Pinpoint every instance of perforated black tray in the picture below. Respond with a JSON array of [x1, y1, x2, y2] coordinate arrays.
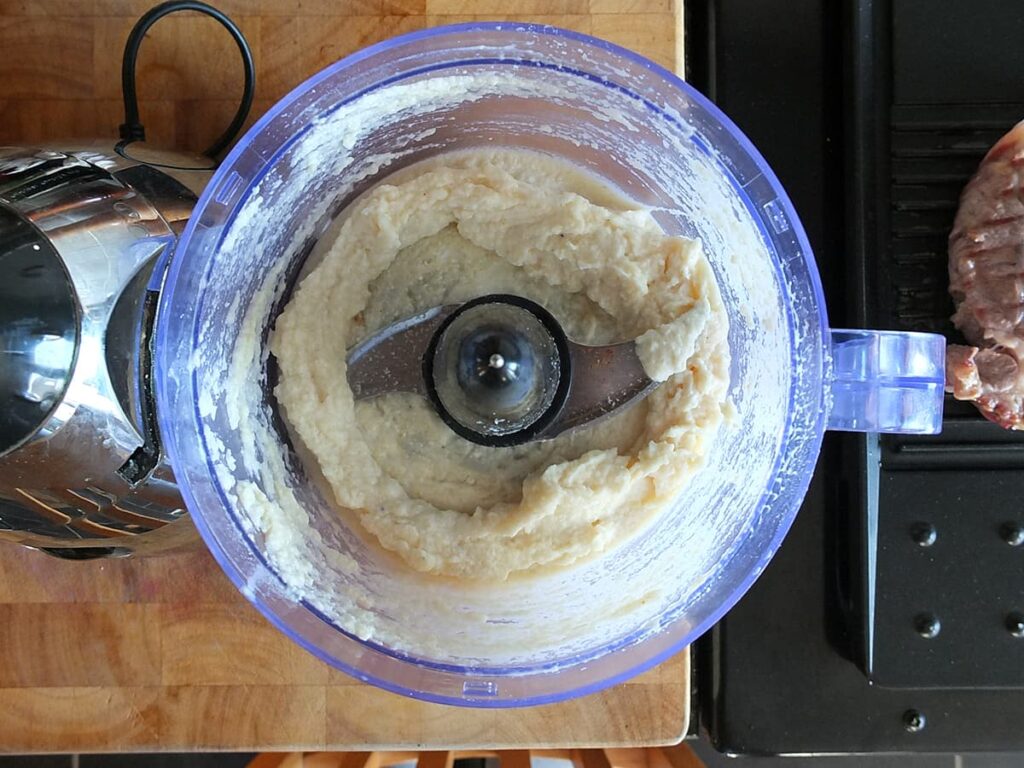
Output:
[[691, 0, 1024, 754]]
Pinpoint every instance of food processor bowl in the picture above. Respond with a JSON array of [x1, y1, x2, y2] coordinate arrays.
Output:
[[156, 24, 945, 706]]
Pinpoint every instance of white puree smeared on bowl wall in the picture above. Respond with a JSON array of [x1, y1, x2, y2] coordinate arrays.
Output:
[[272, 147, 729, 580], [193, 69, 788, 663]]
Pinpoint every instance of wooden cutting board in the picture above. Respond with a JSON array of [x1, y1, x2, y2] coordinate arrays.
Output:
[[0, 0, 688, 753]]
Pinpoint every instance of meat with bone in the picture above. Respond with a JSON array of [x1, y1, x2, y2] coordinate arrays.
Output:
[[947, 120, 1024, 429]]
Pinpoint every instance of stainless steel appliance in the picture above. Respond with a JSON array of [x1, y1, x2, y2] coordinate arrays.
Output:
[[0, 145, 211, 558], [0, 0, 253, 558]]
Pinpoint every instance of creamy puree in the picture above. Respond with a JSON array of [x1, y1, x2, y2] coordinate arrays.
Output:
[[271, 148, 730, 580]]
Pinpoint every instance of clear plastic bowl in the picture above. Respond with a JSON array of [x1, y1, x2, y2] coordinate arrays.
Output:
[[156, 24, 945, 707]]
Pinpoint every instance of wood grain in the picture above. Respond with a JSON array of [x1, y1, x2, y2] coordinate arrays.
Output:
[[0, 0, 684, 150], [0, 604, 161, 687], [0, 0, 688, 753], [0, 15, 94, 99], [161, 685, 327, 750], [160, 603, 331, 686], [0, 687, 163, 752], [591, 12, 677, 71], [0, 543, 691, 751]]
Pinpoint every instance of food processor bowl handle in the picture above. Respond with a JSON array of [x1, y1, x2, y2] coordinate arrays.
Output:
[[827, 329, 946, 434]]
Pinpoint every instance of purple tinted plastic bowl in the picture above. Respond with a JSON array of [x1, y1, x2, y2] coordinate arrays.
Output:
[[155, 24, 944, 707]]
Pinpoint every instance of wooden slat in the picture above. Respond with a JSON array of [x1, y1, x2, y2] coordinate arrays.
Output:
[[590, 0, 673, 12], [0, 604, 161, 687], [244, 755, 295, 768], [591, 12, 677, 71], [660, 745, 706, 768], [160, 685, 327, 750], [159, 603, 331, 686], [334, 752, 379, 768], [323, 675, 689, 749], [0, 687, 163, 752], [245, 747, 705, 768], [580, 750, 614, 768], [0, 15, 94, 98], [0, 0, 688, 753], [503, 750, 534, 768], [423, 14, 593, 33], [426, 0, 589, 13], [417, 752, 455, 768]]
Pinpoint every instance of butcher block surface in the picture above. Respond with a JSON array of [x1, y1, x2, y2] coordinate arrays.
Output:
[[0, 0, 688, 753]]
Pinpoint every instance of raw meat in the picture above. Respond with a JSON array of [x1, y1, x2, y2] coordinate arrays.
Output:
[[947, 120, 1024, 429]]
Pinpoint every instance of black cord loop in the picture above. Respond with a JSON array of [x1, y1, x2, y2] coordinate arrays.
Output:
[[118, 0, 255, 160]]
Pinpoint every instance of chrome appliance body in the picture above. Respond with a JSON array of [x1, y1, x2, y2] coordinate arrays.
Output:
[[0, 144, 211, 557]]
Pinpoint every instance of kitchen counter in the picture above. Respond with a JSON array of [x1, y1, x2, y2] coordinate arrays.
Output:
[[0, 0, 690, 753], [0, 544, 688, 751]]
